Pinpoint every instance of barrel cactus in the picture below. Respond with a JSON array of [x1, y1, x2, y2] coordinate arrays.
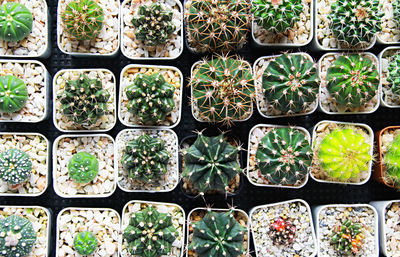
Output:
[[383, 134, 400, 188], [387, 54, 400, 96], [330, 219, 363, 256], [269, 217, 297, 246], [0, 75, 28, 113], [73, 231, 98, 255], [0, 2, 33, 42], [0, 149, 32, 185], [68, 152, 99, 184]]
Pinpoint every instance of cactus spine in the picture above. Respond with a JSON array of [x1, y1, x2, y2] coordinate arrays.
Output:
[[387, 54, 400, 96], [0, 149, 32, 185], [0, 2, 33, 42], [68, 152, 99, 184], [383, 134, 400, 188], [269, 217, 297, 246], [73, 231, 98, 255], [0, 75, 28, 113], [330, 220, 363, 256]]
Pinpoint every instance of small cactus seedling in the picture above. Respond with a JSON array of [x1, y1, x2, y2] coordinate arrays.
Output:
[[122, 134, 169, 183], [123, 205, 178, 257], [393, 0, 400, 29], [268, 217, 297, 246], [68, 152, 99, 184], [387, 54, 400, 96], [383, 134, 400, 188], [0, 75, 28, 113], [0, 215, 37, 257], [0, 149, 32, 185], [73, 231, 98, 255], [0, 2, 33, 42], [330, 219, 363, 256], [61, 0, 104, 41]]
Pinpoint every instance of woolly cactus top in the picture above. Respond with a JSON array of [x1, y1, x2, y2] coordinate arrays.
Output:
[[0, 148, 32, 186], [0, 2, 33, 42]]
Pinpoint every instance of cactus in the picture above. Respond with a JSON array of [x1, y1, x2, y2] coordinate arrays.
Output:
[[0, 215, 37, 257], [255, 127, 312, 185], [57, 73, 110, 126], [125, 72, 175, 124], [189, 210, 247, 257], [0, 149, 32, 186], [73, 231, 98, 255], [131, 3, 175, 46], [326, 54, 379, 108], [123, 205, 178, 257], [262, 54, 319, 115], [185, 0, 251, 53], [268, 217, 297, 246], [317, 128, 372, 182], [190, 55, 255, 126], [68, 152, 99, 184], [387, 54, 400, 96], [393, 0, 400, 30], [330, 219, 363, 256], [0, 2, 33, 42], [122, 134, 169, 183], [0, 75, 28, 113], [383, 134, 400, 187]]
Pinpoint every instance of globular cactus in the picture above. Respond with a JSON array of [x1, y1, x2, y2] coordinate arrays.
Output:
[[185, 0, 251, 53], [131, 3, 175, 46], [393, 1, 400, 29], [73, 231, 98, 255], [386, 54, 400, 96], [125, 72, 175, 124], [0, 149, 32, 186], [255, 127, 312, 185], [262, 54, 319, 115], [0, 2, 33, 42], [122, 134, 169, 183], [0, 215, 37, 257], [330, 219, 363, 256], [383, 134, 400, 188], [123, 205, 178, 257], [268, 217, 297, 246], [190, 55, 255, 126], [326, 54, 379, 108], [57, 74, 110, 126], [0, 75, 28, 113], [68, 152, 99, 184], [189, 210, 247, 257], [61, 0, 104, 41]]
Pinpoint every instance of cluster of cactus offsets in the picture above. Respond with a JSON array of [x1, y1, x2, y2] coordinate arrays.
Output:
[[262, 54, 319, 115], [122, 134, 169, 183], [61, 0, 104, 41], [326, 54, 379, 108], [268, 217, 297, 246], [387, 54, 400, 96], [131, 3, 176, 46], [0, 215, 37, 257], [0, 149, 32, 186], [0, 2, 33, 42], [255, 127, 312, 185], [190, 55, 255, 126], [126, 72, 175, 124], [73, 231, 98, 255], [123, 205, 178, 257], [185, 0, 251, 53], [317, 128, 371, 182], [330, 220, 363, 256], [383, 134, 400, 187], [0, 75, 28, 113], [57, 74, 110, 126], [68, 152, 99, 184]]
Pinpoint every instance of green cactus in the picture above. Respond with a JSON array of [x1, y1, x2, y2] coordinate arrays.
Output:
[[61, 0, 104, 41], [0, 2, 33, 42], [73, 231, 98, 255], [0, 75, 28, 113], [57, 73, 110, 126], [393, 0, 400, 30], [330, 219, 363, 256], [0, 215, 37, 257], [326, 54, 379, 108], [189, 210, 247, 257], [255, 127, 312, 185], [122, 134, 169, 183], [383, 134, 400, 187], [185, 0, 251, 53], [68, 152, 99, 184], [123, 205, 178, 257], [125, 72, 175, 124], [262, 54, 319, 115], [0, 149, 32, 186], [387, 54, 400, 96], [317, 128, 372, 182]]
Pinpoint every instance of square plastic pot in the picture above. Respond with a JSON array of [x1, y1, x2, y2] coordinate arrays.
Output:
[[379, 46, 400, 108]]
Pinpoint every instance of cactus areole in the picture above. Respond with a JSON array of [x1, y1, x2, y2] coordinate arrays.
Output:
[[0, 2, 33, 42], [0, 148, 32, 185]]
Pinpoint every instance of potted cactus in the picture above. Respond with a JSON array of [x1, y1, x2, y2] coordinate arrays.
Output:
[[121, 0, 183, 59], [379, 47, 400, 107], [57, 0, 120, 56], [56, 207, 120, 257], [319, 53, 380, 114]]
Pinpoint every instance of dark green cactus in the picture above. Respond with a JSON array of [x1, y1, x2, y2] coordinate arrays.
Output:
[[68, 152, 99, 184], [387, 54, 400, 96], [0, 149, 32, 185], [125, 72, 175, 124], [330, 219, 363, 256], [73, 231, 98, 255], [123, 205, 178, 257], [122, 134, 169, 183], [255, 127, 312, 185], [0, 75, 28, 113], [0, 2, 33, 42], [0, 215, 37, 257], [383, 134, 400, 188]]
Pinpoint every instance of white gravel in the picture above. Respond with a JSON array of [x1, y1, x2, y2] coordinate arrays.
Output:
[[380, 48, 400, 106], [377, 0, 400, 43], [384, 201, 400, 256]]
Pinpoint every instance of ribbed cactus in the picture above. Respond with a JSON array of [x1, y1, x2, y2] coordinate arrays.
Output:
[[123, 205, 178, 257], [0, 2, 33, 42], [126, 72, 175, 124], [262, 54, 319, 115], [0, 75, 28, 113], [68, 152, 99, 184], [0, 215, 37, 257], [61, 0, 104, 41], [0, 149, 32, 186], [122, 134, 169, 183], [185, 0, 251, 53], [383, 134, 400, 188], [326, 54, 379, 108], [189, 210, 247, 257], [387, 54, 400, 96], [330, 220, 363, 256], [269, 217, 297, 246], [73, 231, 98, 255], [393, 1, 400, 29], [190, 55, 255, 126], [255, 127, 312, 185]]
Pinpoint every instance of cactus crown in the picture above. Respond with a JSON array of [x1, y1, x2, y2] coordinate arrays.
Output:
[[122, 134, 169, 183], [131, 3, 175, 46], [73, 231, 98, 255], [256, 127, 312, 186], [383, 134, 400, 188], [0, 2, 33, 42], [387, 54, 400, 96], [68, 152, 99, 184], [262, 54, 319, 115], [61, 0, 104, 41], [126, 72, 175, 124], [0, 215, 37, 257], [185, 0, 251, 53], [123, 205, 178, 257], [326, 54, 379, 108], [330, 219, 363, 256], [0, 75, 28, 113], [0, 148, 32, 186], [269, 217, 297, 246]]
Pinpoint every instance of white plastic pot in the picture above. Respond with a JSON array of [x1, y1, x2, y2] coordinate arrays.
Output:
[[379, 46, 400, 108]]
